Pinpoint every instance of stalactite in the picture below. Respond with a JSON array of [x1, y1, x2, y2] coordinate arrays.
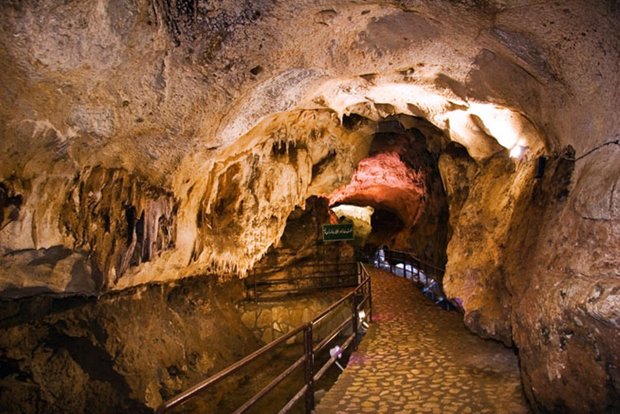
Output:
[[61, 167, 178, 290]]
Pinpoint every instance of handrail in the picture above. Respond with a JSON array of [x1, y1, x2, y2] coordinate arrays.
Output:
[[382, 248, 445, 284], [247, 261, 358, 301], [157, 262, 373, 414], [156, 324, 307, 412], [311, 288, 358, 327], [386, 249, 445, 273], [251, 261, 357, 275], [379, 248, 461, 312]]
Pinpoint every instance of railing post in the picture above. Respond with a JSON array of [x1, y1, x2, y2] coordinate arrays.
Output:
[[405, 257, 410, 279], [368, 278, 373, 323], [352, 293, 360, 349], [304, 324, 314, 414]]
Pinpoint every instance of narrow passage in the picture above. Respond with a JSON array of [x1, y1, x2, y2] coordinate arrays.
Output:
[[316, 267, 530, 414]]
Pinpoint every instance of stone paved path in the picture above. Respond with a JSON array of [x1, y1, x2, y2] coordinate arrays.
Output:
[[316, 267, 530, 414]]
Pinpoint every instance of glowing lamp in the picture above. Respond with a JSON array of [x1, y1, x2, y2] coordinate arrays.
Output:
[[509, 144, 525, 159], [329, 345, 343, 359], [330, 346, 345, 371]]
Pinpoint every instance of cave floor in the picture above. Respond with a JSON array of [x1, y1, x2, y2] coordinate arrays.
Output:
[[315, 267, 530, 414]]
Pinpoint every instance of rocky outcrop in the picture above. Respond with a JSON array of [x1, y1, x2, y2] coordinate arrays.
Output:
[[189, 110, 371, 275], [0, 276, 261, 413], [256, 196, 340, 269], [61, 166, 178, 290], [442, 152, 538, 345], [511, 146, 620, 413], [0, 167, 178, 295], [0, 182, 23, 231]]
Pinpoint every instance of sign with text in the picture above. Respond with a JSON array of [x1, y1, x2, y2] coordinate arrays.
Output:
[[322, 223, 354, 242]]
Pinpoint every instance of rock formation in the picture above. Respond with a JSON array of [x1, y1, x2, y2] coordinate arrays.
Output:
[[0, 0, 618, 412], [329, 123, 449, 265], [0, 276, 262, 412]]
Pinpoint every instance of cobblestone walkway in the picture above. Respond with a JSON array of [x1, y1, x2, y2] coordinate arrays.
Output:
[[316, 267, 530, 414]]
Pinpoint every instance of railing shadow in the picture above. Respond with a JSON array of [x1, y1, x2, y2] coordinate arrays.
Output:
[[245, 261, 358, 301]]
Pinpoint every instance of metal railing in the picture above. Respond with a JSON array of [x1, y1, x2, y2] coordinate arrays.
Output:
[[157, 263, 373, 414], [246, 261, 358, 301], [383, 249, 445, 286], [380, 248, 462, 312]]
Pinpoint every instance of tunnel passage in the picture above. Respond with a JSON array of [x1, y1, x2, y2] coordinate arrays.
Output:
[[369, 207, 404, 246], [329, 118, 450, 267]]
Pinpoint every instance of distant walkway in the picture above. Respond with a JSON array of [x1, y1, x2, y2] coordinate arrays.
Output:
[[316, 267, 530, 414]]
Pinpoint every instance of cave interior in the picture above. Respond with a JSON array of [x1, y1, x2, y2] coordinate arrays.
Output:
[[0, 1, 618, 413]]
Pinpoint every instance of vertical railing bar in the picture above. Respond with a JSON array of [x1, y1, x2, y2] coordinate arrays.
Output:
[[160, 263, 373, 414], [351, 292, 359, 349], [304, 324, 314, 414], [364, 265, 370, 318]]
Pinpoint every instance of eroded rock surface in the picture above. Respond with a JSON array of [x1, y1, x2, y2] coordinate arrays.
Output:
[[0, 276, 260, 412], [330, 124, 449, 265]]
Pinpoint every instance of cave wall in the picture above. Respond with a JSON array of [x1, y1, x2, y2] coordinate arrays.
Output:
[[442, 151, 539, 344], [256, 196, 354, 269], [0, 107, 372, 295], [512, 148, 620, 413], [0, 276, 261, 412], [0, 0, 618, 412], [395, 127, 449, 266]]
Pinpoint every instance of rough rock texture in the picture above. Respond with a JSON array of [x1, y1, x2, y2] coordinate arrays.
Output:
[[511, 147, 620, 413], [255, 196, 351, 269], [330, 146, 426, 227], [0, 0, 618, 412], [331, 204, 374, 246], [443, 152, 537, 345], [329, 125, 449, 265], [0, 276, 261, 412]]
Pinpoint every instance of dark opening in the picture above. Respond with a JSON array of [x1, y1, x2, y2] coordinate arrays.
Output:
[[369, 208, 404, 247]]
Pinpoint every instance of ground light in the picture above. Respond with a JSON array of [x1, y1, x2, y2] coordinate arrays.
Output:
[[329, 346, 345, 371], [358, 309, 369, 329]]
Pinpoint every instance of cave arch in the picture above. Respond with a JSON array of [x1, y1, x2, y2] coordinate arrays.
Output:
[[327, 117, 451, 267]]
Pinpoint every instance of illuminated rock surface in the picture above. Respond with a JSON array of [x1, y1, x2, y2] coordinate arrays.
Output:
[[0, 0, 618, 413]]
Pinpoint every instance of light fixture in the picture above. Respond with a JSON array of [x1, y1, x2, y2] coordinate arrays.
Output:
[[330, 345, 345, 371], [509, 144, 525, 159], [358, 309, 369, 329]]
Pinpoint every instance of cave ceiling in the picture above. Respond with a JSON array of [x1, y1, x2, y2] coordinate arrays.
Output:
[[0, 0, 617, 296], [2, 1, 616, 293]]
